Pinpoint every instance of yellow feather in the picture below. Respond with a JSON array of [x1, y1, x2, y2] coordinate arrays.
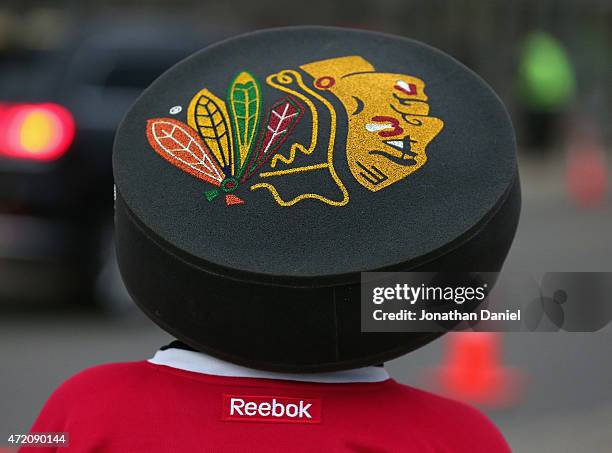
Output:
[[188, 88, 234, 175]]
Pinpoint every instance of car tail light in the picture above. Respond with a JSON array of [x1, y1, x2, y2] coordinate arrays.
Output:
[[0, 103, 75, 161]]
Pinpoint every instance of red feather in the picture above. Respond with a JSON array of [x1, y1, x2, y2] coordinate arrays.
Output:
[[146, 118, 224, 186], [241, 97, 304, 181]]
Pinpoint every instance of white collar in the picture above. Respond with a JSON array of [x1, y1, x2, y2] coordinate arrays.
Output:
[[149, 348, 390, 384]]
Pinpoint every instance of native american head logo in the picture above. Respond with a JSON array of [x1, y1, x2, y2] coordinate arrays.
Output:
[[145, 56, 444, 207]]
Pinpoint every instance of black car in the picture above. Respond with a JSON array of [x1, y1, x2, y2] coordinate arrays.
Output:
[[0, 19, 221, 307]]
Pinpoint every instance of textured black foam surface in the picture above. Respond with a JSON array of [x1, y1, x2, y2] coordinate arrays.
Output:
[[113, 26, 520, 371]]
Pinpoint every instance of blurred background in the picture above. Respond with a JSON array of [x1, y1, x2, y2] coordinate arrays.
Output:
[[0, 0, 610, 452]]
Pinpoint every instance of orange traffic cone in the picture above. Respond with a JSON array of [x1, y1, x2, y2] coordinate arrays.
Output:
[[566, 125, 607, 209], [432, 332, 523, 408]]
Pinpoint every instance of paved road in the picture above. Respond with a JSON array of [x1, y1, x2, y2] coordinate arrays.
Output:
[[1, 312, 610, 452], [1, 157, 611, 452]]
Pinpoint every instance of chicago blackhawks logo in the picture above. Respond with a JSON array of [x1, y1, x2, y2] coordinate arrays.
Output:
[[145, 56, 444, 207]]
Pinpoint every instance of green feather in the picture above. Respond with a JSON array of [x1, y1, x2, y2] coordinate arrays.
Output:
[[204, 189, 221, 202], [228, 71, 261, 178]]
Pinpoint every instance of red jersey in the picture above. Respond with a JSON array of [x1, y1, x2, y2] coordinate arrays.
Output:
[[21, 348, 510, 452]]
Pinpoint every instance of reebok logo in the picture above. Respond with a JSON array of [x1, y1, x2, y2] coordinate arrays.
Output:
[[222, 394, 321, 424]]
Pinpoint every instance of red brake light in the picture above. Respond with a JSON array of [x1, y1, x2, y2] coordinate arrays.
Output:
[[0, 103, 75, 161]]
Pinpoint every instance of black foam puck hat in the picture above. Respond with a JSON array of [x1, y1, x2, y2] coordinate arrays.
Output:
[[113, 26, 520, 372]]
